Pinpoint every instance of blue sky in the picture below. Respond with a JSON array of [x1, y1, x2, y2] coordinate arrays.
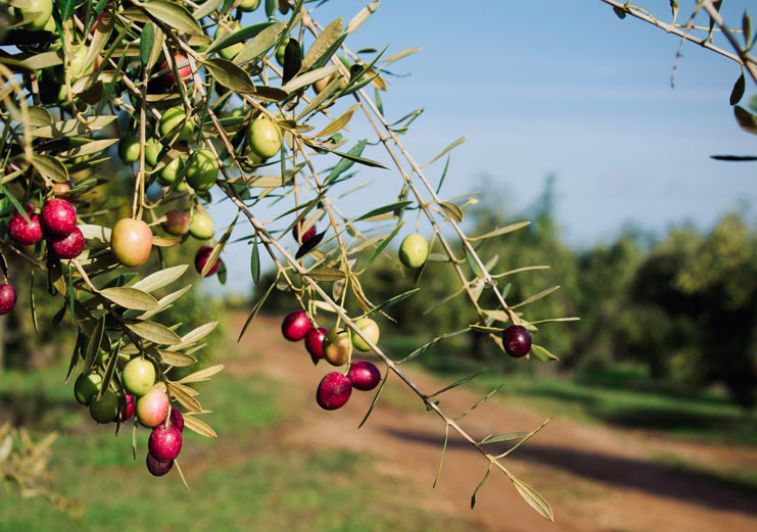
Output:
[[207, 0, 756, 292]]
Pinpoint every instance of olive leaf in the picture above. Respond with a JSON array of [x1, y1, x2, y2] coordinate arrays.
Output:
[[311, 103, 358, 139], [100, 287, 159, 311], [177, 364, 225, 384], [346, 1, 380, 34], [234, 22, 286, 64], [132, 264, 189, 292], [126, 321, 182, 345], [301, 17, 343, 70], [306, 268, 346, 281], [512, 478, 554, 521], [183, 415, 218, 438], [203, 58, 256, 93], [158, 350, 197, 367], [530, 344, 559, 362], [136, 0, 202, 35]]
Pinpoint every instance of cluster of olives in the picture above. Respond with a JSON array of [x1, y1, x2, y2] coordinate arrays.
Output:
[[281, 310, 382, 410], [118, 109, 282, 191], [115, 105, 284, 277], [270, 232, 434, 410], [1, 197, 86, 315], [75, 357, 185, 477]]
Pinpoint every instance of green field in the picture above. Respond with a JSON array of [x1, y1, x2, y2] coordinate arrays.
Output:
[[0, 361, 462, 532], [2, 329, 756, 530]]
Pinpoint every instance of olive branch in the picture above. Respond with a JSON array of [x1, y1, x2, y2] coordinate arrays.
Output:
[[0, 0, 594, 519]]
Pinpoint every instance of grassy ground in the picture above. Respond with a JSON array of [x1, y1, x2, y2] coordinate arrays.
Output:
[[383, 336, 757, 447], [0, 360, 462, 531]]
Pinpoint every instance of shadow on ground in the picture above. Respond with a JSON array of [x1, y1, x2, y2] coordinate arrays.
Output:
[[385, 427, 757, 516]]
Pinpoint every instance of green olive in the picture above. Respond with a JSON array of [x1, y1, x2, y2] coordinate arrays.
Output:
[[144, 138, 162, 167], [159, 106, 195, 143], [74, 372, 103, 406], [399, 233, 429, 269], [159, 155, 185, 185], [89, 390, 120, 424], [247, 117, 282, 159], [185, 149, 218, 192], [119, 138, 140, 164], [189, 212, 214, 240], [237, 0, 260, 12], [351, 318, 380, 352], [275, 37, 290, 67]]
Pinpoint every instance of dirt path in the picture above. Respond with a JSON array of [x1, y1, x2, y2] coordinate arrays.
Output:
[[228, 315, 757, 532]]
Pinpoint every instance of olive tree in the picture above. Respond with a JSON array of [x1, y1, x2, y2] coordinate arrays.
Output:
[[0, 0, 578, 520]]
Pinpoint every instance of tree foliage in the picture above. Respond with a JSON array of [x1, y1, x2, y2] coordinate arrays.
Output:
[[0, 0, 576, 519]]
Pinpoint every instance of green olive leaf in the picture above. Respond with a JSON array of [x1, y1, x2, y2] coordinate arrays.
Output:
[[203, 58, 256, 94], [126, 321, 182, 345], [301, 17, 343, 71], [100, 287, 159, 311], [132, 265, 189, 292], [136, 0, 202, 34]]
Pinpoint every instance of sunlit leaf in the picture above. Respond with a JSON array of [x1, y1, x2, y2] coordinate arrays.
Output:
[[312, 103, 358, 139], [512, 477, 554, 521], [183, 414, 218, 438], [178, 364, 225, 384], [424, 136, 465, 167], [100, 287, 159, 311], [302, 17, 343, 70], [469, 221, 530, 242], [306, 268, 346, 281], [530, 344, 559, 362], [234, 22, 286, 64], [159, 350, 197, 367], [126, 321, 182, 345], [132, 265, 188, 292]]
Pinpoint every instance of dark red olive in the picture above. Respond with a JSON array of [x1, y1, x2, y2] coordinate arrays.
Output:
[[502, 325, 531, 358], [146, 453, 174, 477], [194, 245, 220, 277], [40, 198, 77, 236], [170, 408, 184, 432], [49, 226, 85, 259], [160, 53, 192, 86], [8, 205, 43, 245], [347, 360, 381, 391], [281, 310, 310, 342], [304, 327, 327, 364], [148, 424, 182, 462], [121, 393, 136, 421], [316, 372, 352, 410], [0, 284, 16, 315], [293, 222, 316, 244]]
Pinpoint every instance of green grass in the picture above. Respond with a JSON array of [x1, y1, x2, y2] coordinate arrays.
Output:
[[0, 357, 464, 531], [383, 335, 757, 447]]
